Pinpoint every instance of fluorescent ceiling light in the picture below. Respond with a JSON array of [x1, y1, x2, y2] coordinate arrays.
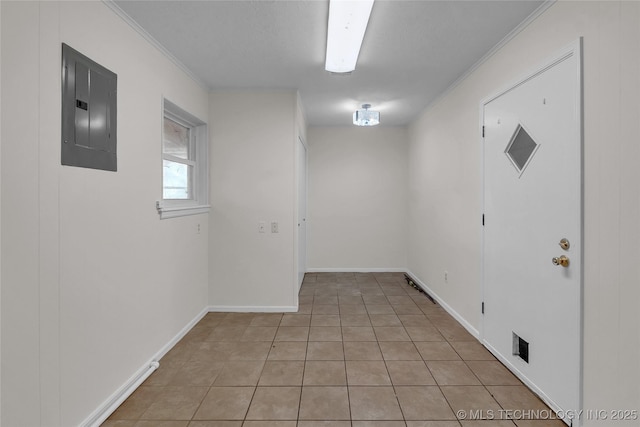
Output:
[[353, 104, 380, 126], [325, 0, 375, 73]]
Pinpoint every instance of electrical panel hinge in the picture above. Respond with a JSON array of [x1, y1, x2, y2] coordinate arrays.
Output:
[[482, 302, 485, 314]]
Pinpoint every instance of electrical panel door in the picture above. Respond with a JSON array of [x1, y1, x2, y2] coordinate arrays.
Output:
[[61, 43, 117, 171]]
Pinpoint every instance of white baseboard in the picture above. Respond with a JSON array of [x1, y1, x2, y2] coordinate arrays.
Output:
[[81, 306, 209, 427], [208, 305, 299, 313], [405, 270, 480, 339], [306, 267, 407, 273], [153, 306, 209, 360], [81, 274, 480, 427]]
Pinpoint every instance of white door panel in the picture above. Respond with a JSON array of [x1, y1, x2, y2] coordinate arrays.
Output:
[[483, 41, 582, 423]]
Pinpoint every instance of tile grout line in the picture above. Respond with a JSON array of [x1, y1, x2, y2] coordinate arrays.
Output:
[[107, 273, 552, 426]]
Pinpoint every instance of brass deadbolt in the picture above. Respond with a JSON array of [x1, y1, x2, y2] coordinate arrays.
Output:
[[559, 238, 570, 251]]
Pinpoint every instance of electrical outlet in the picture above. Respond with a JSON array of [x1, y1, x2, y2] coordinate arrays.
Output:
[[444, 271, 448, 283], [197, 223, 201, 234], [258, 221, 266, 233], [271, 222, 279, 233]]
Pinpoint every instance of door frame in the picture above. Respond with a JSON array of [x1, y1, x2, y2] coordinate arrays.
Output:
[[296, 135, 308, 291], [479, 38, 584, 423]]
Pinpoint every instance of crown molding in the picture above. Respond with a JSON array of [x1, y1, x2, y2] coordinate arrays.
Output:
[[102, 0, 209, 90], [424, 0, 556, 113]]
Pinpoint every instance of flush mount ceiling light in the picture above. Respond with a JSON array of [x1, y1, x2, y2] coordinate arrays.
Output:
[[325, 0, 375, 74], [353, 104, 380, 126]]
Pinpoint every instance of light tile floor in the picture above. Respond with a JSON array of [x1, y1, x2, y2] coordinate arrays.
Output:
[[104, 272, 565, 427]]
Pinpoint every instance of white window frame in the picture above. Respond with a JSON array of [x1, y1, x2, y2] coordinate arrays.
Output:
[[157, 98, 209, 219]]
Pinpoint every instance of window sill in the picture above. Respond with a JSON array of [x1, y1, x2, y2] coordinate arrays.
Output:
[[156, 201, 210, 220]]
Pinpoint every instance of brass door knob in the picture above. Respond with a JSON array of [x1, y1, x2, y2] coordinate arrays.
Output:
[[552, 255, 570, 267]]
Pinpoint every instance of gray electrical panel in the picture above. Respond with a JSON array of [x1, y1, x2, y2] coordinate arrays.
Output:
[[61, 43, 117, 171]]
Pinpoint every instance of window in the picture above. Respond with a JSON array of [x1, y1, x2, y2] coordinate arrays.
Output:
[[163, 116, 192, 199], [504, 123, 539, 176], [157, 99, 209, 219]]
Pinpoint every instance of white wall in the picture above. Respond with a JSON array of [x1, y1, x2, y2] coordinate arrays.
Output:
[[307, 126, 408, 271], [1, 2, 210, 426], [407, 1, 640, 421], [0, 0, 3, 422], [2, 3, 45, 425], [209, 91, 300, 310]]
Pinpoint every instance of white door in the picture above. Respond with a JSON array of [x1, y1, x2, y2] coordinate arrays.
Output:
[[482, 41, 582, 422], [297, 137, 307, 289]]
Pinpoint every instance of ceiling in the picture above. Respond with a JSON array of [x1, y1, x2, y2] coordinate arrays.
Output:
[[113, 0, 545, 127]]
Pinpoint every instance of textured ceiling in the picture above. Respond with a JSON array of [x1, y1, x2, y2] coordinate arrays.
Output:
[[113, 0, 545, 126]]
